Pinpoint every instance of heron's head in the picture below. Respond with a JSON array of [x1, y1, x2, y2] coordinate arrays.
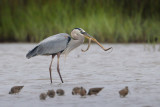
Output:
[[71, 28, 95, 41], [71, 28, 86, 41]]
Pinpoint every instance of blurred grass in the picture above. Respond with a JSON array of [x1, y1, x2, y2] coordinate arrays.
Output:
[[0, 0, 160, 43]]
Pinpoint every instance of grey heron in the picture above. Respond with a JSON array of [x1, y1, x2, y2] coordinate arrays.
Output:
[[26, 28, 112, 83]]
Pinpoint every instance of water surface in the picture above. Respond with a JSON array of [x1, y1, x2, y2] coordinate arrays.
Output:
[[0, 44, 160, 107]]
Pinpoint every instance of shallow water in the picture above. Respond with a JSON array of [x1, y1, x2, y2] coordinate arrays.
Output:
[[0, 43, 160, 107]]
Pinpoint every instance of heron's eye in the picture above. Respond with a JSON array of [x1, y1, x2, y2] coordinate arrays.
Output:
[[81, 31, 85, 34]]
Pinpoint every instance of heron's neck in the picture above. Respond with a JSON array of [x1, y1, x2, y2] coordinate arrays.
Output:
[[75, 36, 84, 44], [62, 39, 84, 56], [72, 35, 84, 43]]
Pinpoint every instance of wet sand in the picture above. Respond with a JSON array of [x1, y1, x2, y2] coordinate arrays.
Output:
[[0, 43, 160, 107]]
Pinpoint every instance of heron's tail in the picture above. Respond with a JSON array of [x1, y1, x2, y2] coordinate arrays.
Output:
[[26, 46, 38, 59]]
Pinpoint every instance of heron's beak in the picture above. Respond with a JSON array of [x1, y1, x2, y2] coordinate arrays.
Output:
[[83, 32, 112, 51]]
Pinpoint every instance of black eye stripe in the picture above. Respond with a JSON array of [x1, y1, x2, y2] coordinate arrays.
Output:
[[74, 28, 81, 31], [74, 28, 83, 33], [81, 31, 85, 34], [73, 28, 85, 34]]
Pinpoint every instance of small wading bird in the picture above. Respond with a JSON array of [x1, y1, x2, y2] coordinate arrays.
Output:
[[88, 87, 104, 95], [119, 86, 129, 98], [56, 89, 65, 96], [39, 93, 47, 100], [26, 28, 112, 83], [47, 90, 55, 98], [72, 87, 86, 96], [9, 86, 24, 94]]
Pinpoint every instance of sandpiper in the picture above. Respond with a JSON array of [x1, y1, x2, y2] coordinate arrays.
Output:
[[88, 87, 103, 95], [9, 86, 24, 94], [80, 87, 87, 97], [72, 87, 81, 95], [40, 93, 47, 100], [47, 90, 55, 98], [56, 89, 65, 96], [119, 86, 129, 98]]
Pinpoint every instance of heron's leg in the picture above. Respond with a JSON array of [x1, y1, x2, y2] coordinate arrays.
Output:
[[57, 52, 64, 83], [49, 55, 55, 83]]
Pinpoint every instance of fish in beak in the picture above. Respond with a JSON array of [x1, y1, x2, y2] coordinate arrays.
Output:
[[82, 32, 112, 52]]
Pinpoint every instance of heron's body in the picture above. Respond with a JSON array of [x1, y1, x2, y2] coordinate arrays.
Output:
[[26, 33, 71, 58], [26, 28, 112, 83]]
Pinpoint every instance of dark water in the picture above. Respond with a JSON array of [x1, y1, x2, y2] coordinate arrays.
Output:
[[0, 43, 160, 107]]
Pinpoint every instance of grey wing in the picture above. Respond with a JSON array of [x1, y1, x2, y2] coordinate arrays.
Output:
[[26, 33, 70, 58], [37, 33, 70, 55]]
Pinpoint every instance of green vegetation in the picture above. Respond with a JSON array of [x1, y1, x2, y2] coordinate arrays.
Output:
[[0, 0, 160, 43]]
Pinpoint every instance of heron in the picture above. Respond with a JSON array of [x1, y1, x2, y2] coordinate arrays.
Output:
[[26, 28, 112, 83]]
